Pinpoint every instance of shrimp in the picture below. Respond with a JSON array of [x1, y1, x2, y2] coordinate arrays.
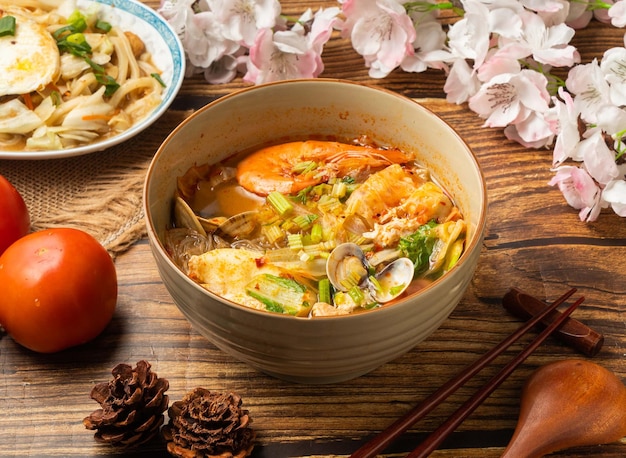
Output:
[[344, 163, 426, 223], [347, 165, 459, 247], [236, 140, 415, 196]]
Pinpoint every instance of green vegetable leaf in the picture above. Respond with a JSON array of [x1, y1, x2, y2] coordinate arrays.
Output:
[[0, 16, 16, 37], [398, 220, 438, 275], [245, 274, 313, 316]]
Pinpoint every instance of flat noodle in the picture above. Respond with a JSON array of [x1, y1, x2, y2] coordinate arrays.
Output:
[[110, 35, 131, 84], [109, 77, 160, 108], [69, 73, 98, 98], [112, 28, 141, 80]]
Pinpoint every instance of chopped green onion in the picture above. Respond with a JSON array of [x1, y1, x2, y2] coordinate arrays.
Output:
[[317, 195, 342, 213], [318, 278, 332, 304], [310, 183, 332, 196], [287, 233, 303, 250], [302, 240, 335, 254], [56, 31, 92, 57], [292, 213, 318, 230], [67, 32, 87, 46], [267, 191, 293, 216], [331, 181, 348, 198], [348, 285, 365, 305], [280, 219, 299, 233], [85, 57, 119, 96], [389, 284, 407, 296], [95, 19, 112, 33], [261, 224, 284, 244], [340, 270, 363, 290], [0, 16, 16, 37], [310, 222, 323, 243], [363, 301, 380, 310], [151, 72, 167, 88], [68, 10, 87, 32], [291, 160, 317, 174]]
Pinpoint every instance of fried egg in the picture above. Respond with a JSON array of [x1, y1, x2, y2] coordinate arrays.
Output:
[[0, 12, 60, 96]]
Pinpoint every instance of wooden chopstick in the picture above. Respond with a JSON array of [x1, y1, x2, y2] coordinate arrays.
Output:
[[349, 288, 579, 458], [407, 295, 584, 458]]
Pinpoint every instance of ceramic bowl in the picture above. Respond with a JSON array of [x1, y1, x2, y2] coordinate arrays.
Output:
[[144, 79, 487, 384]]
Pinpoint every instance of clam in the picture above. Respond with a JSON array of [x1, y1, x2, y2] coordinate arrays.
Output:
[[214, 211, 258, 239], [174, 196, 258, 239], [326, 243, 414, 303], [174, 196, 207, 236]]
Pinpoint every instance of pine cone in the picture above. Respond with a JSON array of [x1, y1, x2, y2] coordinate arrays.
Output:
[[162, 388, 255, 458], [83, 360, 169, 447]]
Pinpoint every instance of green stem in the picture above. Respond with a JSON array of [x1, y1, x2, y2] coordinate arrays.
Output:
[[404, 1, 464, 17]]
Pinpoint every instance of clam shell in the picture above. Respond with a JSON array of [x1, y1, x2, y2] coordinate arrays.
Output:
[[174, 196, 207, 237], [326, 243, 368, 292], [369, 257, 414, 303], [214, 211, 258, 239]]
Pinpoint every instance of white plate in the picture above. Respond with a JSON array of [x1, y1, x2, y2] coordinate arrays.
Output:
[[0, 0, 185, 160]]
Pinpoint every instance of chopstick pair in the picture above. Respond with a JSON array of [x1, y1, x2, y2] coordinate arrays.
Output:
[[350, 288, 584, 458]]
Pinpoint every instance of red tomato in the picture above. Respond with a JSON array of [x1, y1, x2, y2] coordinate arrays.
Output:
[[0, 228, 117, 353], [0, 175, 30, 255]]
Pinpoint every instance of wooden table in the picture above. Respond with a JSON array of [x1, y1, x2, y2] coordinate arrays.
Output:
[[1, 2, 626, 457]]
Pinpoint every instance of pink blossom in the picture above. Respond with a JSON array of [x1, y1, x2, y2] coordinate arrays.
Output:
[[513, 10, 580, 67], [548, 166, 605, 221], [341, 0, 416, 78], [550, 88, 581, 166], [609, 0, 626, 27], [594, 0, 614, 24], [468, 69, 551, 128], [600, 47, 626, 106], [446, 1, 491, 68], [503, 111, 554, 148], [308, 7, 343, 55], [477, 44, 525, 83], [595, 105, 626, 135], [602, 177, 626, 216], [212, 0, 281, 47], [186, 12, 242, 69], [578, 131, 620, 185], [401, 19, 448, 73], [244, 23, 319, 84], [565, 0, 593, 30], [566, 59, 612, 124], [443, 59, 481, 104]]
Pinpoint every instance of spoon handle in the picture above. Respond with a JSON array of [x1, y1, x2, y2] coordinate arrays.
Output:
[[503, 288, 604, 356]]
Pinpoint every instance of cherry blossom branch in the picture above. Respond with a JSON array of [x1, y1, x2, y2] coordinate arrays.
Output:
[[158, 0, 626, 221]]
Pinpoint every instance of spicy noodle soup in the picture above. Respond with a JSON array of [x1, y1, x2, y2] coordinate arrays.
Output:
[[164, 139, 466, 317]]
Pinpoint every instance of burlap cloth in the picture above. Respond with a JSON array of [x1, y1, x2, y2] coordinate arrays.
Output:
[[0, 108, 190, 258]]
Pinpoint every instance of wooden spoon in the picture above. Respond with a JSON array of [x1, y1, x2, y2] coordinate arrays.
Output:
[[501, 359, 626, 458]]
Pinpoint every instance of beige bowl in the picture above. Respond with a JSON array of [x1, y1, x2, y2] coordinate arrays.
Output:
[[144, 79, 487, 384]]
